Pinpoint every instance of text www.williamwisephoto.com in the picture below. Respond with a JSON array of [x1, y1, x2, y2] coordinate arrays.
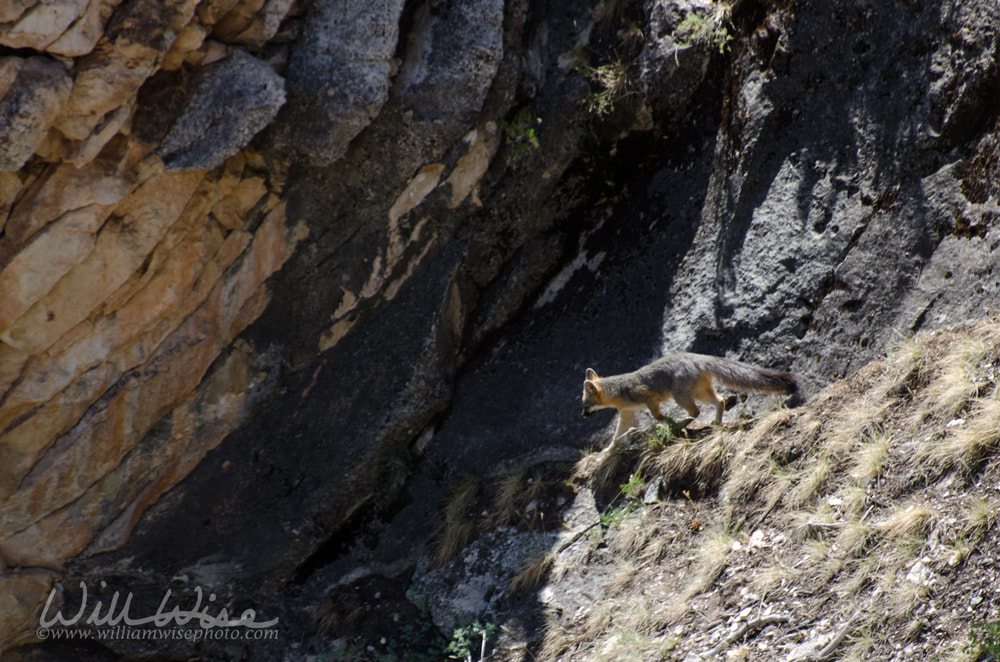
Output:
[[37, 580, 280, 644]]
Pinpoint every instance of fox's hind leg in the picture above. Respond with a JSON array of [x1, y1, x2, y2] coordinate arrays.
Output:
[[694, 376, 725, 425], [672, 392, 700, 427]]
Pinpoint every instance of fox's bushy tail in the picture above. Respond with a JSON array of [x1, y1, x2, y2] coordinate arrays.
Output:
[[703, 356, 800, 394]]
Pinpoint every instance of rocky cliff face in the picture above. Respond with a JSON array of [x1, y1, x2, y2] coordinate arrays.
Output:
[[1, 0, 998, 658]]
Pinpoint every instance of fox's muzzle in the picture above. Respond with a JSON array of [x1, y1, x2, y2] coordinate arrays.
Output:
[[581, 407, 595, 418]]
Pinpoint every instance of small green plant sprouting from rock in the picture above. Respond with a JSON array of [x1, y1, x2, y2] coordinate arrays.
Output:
[[675, 3, 733, 54], [502, 109, 541, 162], [647, 420, 684, 451], [447, 620, 496, 662], [601, 501, 639, 530], [966, 619, 1000, 659], [580, 59, 633, 117], [620, 471, 644, 499]]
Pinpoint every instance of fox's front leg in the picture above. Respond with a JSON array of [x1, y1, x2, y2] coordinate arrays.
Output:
[[613, 409, 636, 442]]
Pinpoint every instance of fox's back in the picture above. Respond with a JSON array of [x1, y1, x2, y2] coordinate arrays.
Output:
[[599, 353, 704, 399], [634, 353, 706, 390]]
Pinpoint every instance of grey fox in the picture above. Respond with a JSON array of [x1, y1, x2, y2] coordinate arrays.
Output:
[[581, 352, 799, 443]]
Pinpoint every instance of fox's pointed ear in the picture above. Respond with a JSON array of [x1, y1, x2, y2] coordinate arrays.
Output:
[[584, 380, 600, 395], [585, 368, 599, 380]]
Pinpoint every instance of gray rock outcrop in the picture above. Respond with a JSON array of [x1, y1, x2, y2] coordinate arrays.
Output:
[[0, 57, 71, 171], [158, 50, 286, 171]]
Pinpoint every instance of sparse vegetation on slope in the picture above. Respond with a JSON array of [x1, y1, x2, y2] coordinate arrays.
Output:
[[543, 318, 1000, 661]]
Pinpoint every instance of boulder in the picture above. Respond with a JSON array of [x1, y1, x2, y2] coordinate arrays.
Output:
[[158, 50, 286, 171], [273, 0, 405, 165], [0, 57, 72, 171]]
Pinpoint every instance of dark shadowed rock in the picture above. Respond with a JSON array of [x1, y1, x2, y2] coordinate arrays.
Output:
[[638, 0, 714, 123], [271, 0, 405, 165], [158, 50, 285, 171], [393, 0, 504, 120]]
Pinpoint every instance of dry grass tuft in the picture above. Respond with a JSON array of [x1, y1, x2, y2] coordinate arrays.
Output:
[[884, 569, 932, 621], [821, 401, 877, 459], [433, 478, 480, 567], [507, 552, 555, 597], [490, 470, 526, 528], [803, 536, 830, 564], [921, 336, 990, 421], [850, 429, 892, 486], [787, 456, 832, 509], [316, 586, 364, 637], [879, 333, 932, 398], [842, 626, 875, 662], [576, 593, 676, 662], [640, 428, 736, 493], [684, 524, 736, 597], [875, 503, 936, 543], [720, 450, 771, 507], [573, 443, 629, 491], [835, 520, 875, 558], [962, 494, 997, 540], [609, 505, 660, 559], [839, 484, 869, 518], [838, 556, 879, 598], [489, 467, 562, 529], [915, 393, 1000, 476], [538, 614, 573, 661], [742, 407, 796, 447], [754, 555, 795, 592]]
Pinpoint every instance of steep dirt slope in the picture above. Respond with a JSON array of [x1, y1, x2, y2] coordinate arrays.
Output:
[[533, 318, 1000, 662]]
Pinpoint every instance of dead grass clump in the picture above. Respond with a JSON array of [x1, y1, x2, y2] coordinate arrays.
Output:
[[837, 556, 880, 598], [555, 587, 676, 662], [754, 556, 795, 593], [835, 520, 876, 558], [609, 505, 662, 559], [883, 567, 932, 622], [842, 626, 876, 662], [879, 333, 933, 398], [433, 478, 481, 567], [921, 336, 991, 422], [875, 503, 936, 543], [850, 429, 892, 486], [742, 407, 796, 447], [721, 449, 772, 514], [684, 524, 736, 597], [787, 456, 832, 509], [317, 586, 364, 637], [490, 470, 526, 528], [538, 613, 574, 661], [640, 427, 736, 494], [489, 467, 567, 529], [573, 443, 631, 492], [839, 484, 869, 519], [962, 495, 997, 541], [915, 394, 1000, 476], [587, 596, 675, 661], [507, 552, 555, 597], [820, 398, 887, 461]]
